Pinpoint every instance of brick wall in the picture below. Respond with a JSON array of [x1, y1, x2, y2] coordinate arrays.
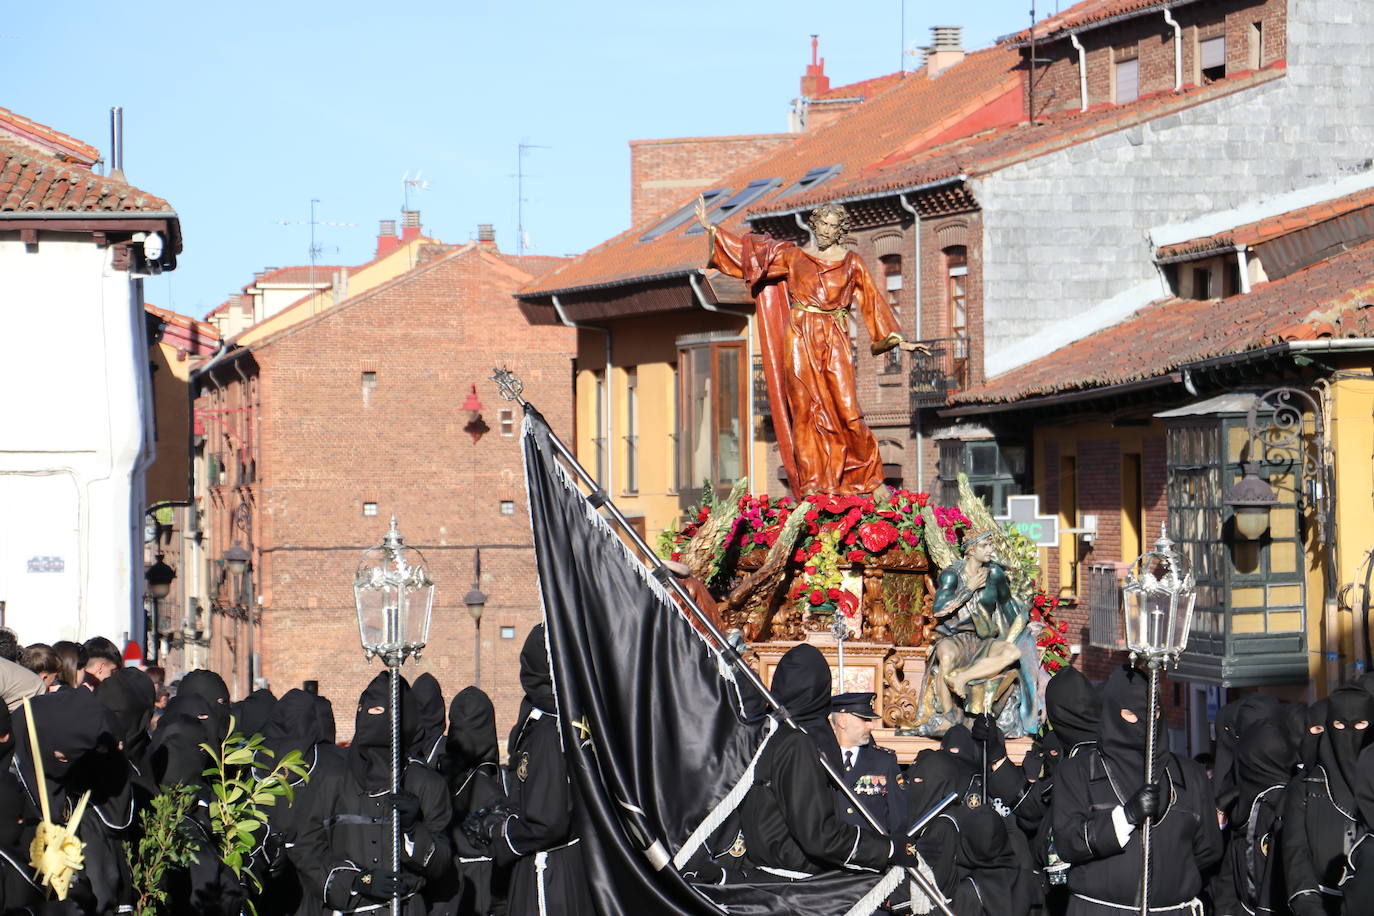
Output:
[[202, 246, 574, 745], [630, 134, 796, 227]]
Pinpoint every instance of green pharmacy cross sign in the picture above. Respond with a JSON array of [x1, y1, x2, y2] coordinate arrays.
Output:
[[995, 495, 1060, 548]]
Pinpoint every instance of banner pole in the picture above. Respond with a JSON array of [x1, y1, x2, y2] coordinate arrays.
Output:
[[496, 370, 954, 916]]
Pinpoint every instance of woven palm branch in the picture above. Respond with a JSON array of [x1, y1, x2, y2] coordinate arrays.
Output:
[[681, 478, 749, 585], [920, 505, 958, 572], [957, 473, 1036, 603]]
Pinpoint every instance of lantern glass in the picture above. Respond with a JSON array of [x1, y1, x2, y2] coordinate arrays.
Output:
[[1122, 526, 1197, 660], [353, 518, 435, 664], [1233, 506, 1271, 540]]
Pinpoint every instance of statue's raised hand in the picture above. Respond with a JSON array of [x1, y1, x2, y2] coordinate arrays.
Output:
[[898, 338, 931, 355], [694, 195, 710, 230]]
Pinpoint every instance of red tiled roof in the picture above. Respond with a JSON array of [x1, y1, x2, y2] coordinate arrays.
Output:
[[1001, 0, 1198, 45], [519, 46, 1024, 297], [0, 107, 101, 164], [954, 239, 1374, 405], [815, 71, 906, 101], [769, 63, 1283, 215], [251, 265, 346, 285], [1156, 184, 1374, 261], [147, 302, 221, 349], [0, 139, 172, 213]]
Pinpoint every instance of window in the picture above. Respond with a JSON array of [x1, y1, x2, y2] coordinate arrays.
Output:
[[1248, 22, 1263, 70], [1192, 267, 1213, 299], [881, 255, 904, 374], [935, 439, 1026, 516], [499, 500, 515, 515], [363, 502, 378, 516], [500, 625, 516, 639], [593, 371, 607, 486], [1200, 36, 1226, 82], [624, 367, 639, 493], [640, 188, 729, 242], [944, 247, 970, 389], [684, 179, 780, 234], [1115, 57, 1140, 104], [361, 371, 378, 388], [677, 336, 747, 500], [780, 164, 842, 198], [499, 408, 514, 436]]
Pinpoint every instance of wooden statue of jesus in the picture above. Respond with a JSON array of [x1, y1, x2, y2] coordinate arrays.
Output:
[[697, 198, 927, 497]]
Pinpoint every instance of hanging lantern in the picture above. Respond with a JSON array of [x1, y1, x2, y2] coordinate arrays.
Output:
[[1223, 461, 1278, 540], [353, 517, 436, 667], [1121, 524, 1197, 663]]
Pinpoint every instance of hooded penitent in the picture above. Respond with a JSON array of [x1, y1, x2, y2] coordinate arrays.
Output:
[[445, 687, 497, 773], [940, 724, 980, 765], [177, 670, 231, 742], [1233, 721, 1296, 826], [261, 689, 323, 768], [1317, 686, 1374, 811], [954, 805, 1034, 915], [906, 748, 977, 817], [12, 688, 112, 806], [1355, 744, 1374, 832], [314, 695, 337, 745], [769, 643, 842, 770], [1300, 698, 1330, 771], [411, 672, 446, 764], [1096, 665, 1158, 781], [350, 670, 419, 791], [230, 688, 277, 739], [1213, 694, 1281, 802], [1044, 667, 1101, 751], [519, 624, 555, 712], [149, 694, 218, 787], [96, 667, 156, 760]]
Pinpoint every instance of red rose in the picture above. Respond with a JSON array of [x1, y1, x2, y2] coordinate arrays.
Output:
[[697, 508, 709, 522], [847, 549, 866, 562], [805, 509, 819, 523], [858, 520, 899, 553], [671, 552, 681, 562], [902, 530, 918, 545], [1033, 595, 1046, 608], [915, 492, 930, 507], [844, 533, 858, 546], [804, 565, 817, 576], [837, 590, 860, 615], [793, 549, 806, 563], [827, 588, 842, 600], [808, 589, 826, 606], [807, 523, 819, 535]]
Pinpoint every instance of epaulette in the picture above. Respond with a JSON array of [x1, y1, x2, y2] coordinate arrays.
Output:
[[875, 745, 896, 756]]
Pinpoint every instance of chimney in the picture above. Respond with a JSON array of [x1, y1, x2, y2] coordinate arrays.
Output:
[[924, 26, 965, 78], [401, 210, 422, 242], [376, 219, 399, 258], [108, 106, 125, 181], [800, 34, 830, 98], [477, 224, 496, 244]]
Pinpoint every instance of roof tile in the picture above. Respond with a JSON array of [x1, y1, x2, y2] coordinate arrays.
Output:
[[0, 139, 172, 213]]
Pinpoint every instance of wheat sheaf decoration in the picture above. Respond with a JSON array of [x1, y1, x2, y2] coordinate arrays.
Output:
[[21, 696, 91, 901]]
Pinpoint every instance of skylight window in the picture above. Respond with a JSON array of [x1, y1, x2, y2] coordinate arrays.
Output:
[[684, 178, 781, 234], [640, 188, 730, 242], [779, 164, 842, 198]]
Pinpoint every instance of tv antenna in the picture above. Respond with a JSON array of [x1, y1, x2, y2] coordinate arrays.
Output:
[[402, 171, 430, 212], [276, 198, 356, 290], [514, 141, 549, 256]]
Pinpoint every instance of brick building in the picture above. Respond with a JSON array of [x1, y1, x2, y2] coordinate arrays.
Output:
[[193, 237, 572, 741]]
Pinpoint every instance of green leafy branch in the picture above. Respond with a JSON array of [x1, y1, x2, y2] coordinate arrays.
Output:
[[200, 717, 309, 912], [126, 784, 200, 915]]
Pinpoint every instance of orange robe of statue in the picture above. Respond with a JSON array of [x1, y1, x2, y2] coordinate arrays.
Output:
[[709, 225, 901, 497]]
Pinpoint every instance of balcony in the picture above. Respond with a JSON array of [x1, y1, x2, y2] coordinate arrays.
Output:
[[909, 337, 969, 408]]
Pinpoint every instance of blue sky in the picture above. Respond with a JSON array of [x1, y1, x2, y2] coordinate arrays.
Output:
[[4, 0, 1050, 318]]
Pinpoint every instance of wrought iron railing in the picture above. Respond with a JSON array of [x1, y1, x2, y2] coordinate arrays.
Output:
[[909, 337, 969, 407], [1086, 563, 1127, 650]]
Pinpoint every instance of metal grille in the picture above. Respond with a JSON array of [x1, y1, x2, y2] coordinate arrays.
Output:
[[1087, 564, 1126, 650], [909, 337, 969, 407]]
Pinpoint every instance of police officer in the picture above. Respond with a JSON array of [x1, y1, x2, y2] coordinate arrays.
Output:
[[831, 692, 908, 834]]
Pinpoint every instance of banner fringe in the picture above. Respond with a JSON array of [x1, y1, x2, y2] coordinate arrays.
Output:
[[671, 716, 778, 870]]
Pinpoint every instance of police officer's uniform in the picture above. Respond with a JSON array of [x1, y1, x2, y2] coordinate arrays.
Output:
[[832, 692, 908, 835]]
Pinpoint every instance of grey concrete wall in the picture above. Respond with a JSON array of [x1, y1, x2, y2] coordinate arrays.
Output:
[[978, 0, 1374, 373]]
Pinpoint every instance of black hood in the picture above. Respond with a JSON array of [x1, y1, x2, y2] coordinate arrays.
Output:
[[1097, 665, 1156, 779], [262, 689, 323, 765], [1035, 731, 1066, 778], [940, 724, 980, 766], [150, 694, 217, 787], [411, 672, 446, 763], [519, 625, 556, 712], [178, 670, 231, 742], [1233, 721, 1295, 825], [1044, 667, 1100, 750], [14, 689, 114, 804], [1300, 698, 1329, 771], [445, 685, 498, 772], [1213, 693, 1281, 801], [954, 806, 1031, 913], [230, 688, 277, 739], [314, 694, 337, 745], [97, 667, 156, 759], [1356, 744, 1374, 829], [1318, 687, 1374, 809], [771, 643, 842, 770], [350, 670, 418, 789], [906, 748, 976, 817]]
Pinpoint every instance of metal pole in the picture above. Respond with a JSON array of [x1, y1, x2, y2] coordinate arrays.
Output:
[[1140, 659, 1160, 916], [474, 618, 482, 688], [389, 664, 402, 916], [497, 374, 954, 916]]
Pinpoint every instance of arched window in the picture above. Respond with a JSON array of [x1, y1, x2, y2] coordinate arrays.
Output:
[[944, 246, 969, 387]]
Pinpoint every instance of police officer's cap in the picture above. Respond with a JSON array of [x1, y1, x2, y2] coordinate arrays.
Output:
[[831, 692, 880, 720]]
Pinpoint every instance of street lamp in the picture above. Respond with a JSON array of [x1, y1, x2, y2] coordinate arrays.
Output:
[[464, 548, 487, 687], [1121, 525, 1196, 916], [145, 554, 176, 663], [1223, 461, 1278, 541], [353, 516, 434, 916], [223, 542, 250, 576]]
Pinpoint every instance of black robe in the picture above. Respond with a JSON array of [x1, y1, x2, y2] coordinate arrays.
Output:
[[1216, 721, 1294, 916], [409, 673, 446, 769], [1341, 743, 1374, 916], [433, 685, 507, 916], [1282, 688, 1374, 916], [1051, 666, 1222, 914]]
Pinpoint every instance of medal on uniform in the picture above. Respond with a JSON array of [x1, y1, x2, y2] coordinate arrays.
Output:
[[517, 751, 530, 782]]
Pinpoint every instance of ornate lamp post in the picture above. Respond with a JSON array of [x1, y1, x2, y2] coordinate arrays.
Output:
[[353, 517, 435, 916], [463, 548, 487, 688], [1121, 525, 1196, 916], [144, 554, 176, 663]]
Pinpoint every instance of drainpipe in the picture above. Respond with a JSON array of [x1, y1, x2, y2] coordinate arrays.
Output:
[[1163, 8, 1183, 90], [552, 294, 613, 492], [690, 270, 755, 486], [898, 192, 926, 491], [1070, 33, 1089, 111], [1235, 245, 1252, 294]]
